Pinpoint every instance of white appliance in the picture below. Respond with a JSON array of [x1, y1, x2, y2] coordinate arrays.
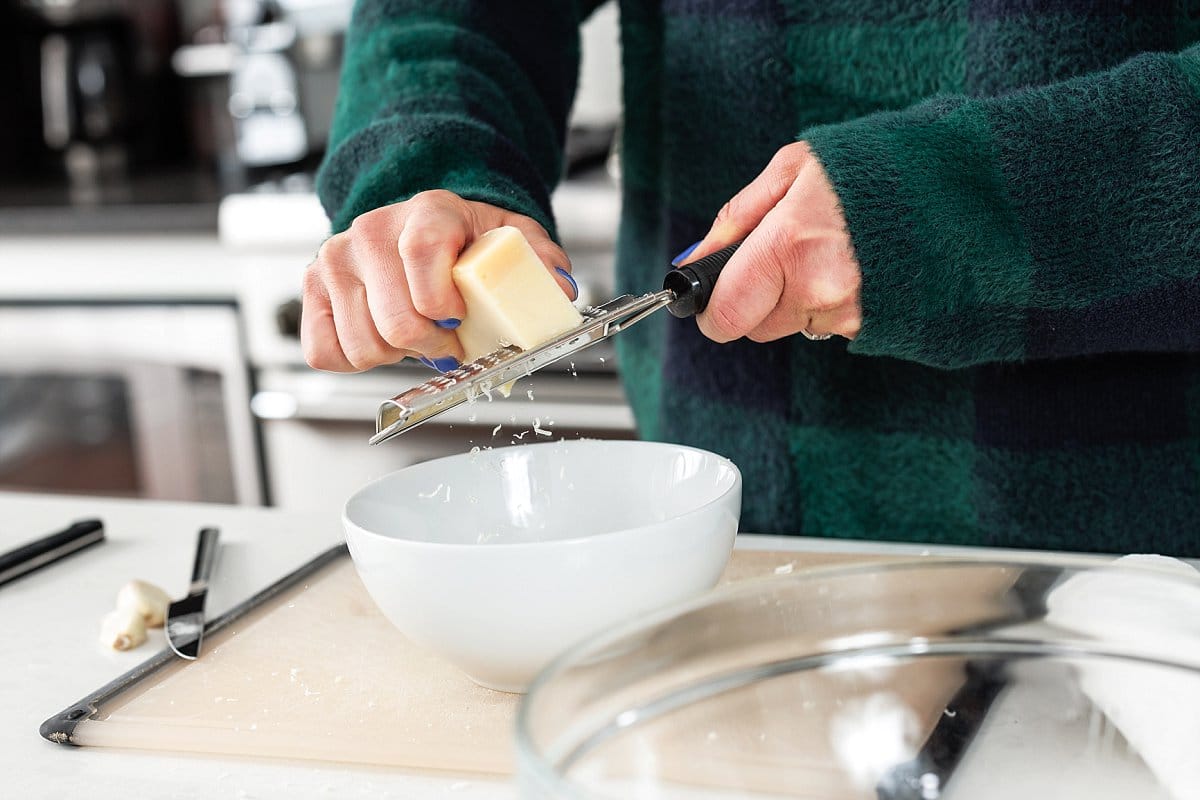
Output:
[[221, 0, 629, 512], [223, 172, 632, 512], [0, 302, 262, 504]]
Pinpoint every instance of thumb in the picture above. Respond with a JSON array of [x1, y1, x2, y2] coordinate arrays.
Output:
[[683, 141, 813, 263]]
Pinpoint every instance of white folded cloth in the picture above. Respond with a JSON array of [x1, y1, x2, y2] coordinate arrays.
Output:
[[1046, 554, 1200, 800]]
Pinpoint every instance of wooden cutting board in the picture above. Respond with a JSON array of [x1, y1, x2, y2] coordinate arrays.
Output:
[[65, 548, 883, 774]]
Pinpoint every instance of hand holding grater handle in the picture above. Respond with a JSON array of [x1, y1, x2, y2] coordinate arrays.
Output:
[[664, 242, 740, 318], [371, 241, 741, 444]]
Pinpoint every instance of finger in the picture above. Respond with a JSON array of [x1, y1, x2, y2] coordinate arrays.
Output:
[[300, 272, 355, 372], [361, 259, 465, 362], [749, 303, 845, 344], [502, 213, 577, 300], [397, 193, 471, 321], [327, 277, 413, 371], [685, 141, 813, 264], [803, 301, 862, 341], [695, 210, 794, 343], [743, 236, 861, 342]]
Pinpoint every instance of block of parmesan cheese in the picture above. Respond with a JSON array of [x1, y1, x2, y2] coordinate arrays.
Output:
[[451, 226, 583, 362]]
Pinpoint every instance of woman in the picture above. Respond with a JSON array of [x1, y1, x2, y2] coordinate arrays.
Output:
[[303, 1, 1200, 554]]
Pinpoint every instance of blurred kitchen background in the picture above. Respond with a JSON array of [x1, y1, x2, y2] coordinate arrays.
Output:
[[0, 0, 631, 509]]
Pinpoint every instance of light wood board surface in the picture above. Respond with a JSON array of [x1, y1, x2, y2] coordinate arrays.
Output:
[[71, 549, 879, 774]]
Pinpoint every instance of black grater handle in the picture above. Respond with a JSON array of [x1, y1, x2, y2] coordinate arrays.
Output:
[[663, 242, 741, 318]]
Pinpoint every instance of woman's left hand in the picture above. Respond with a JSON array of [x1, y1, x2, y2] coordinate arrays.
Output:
[[679, 141, 862, 343]]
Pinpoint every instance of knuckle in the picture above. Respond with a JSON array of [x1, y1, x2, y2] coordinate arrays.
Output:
[[746, 328, 775, 344], [516, 216, 551, 240], [758, 219, 796, 253], [408, 188, 457, 210], [795, 285, 827, 312], [712, 195, 749, 231], [301, 265, 321, 298], [315, 233, 348, 266], [782, 140, 811, 157], [347, 210, 383, 238], [708, 302, 748, 340], [397, 224, 444, 264], [305, 260, 343, 301], [796, 246, 850, 312], [408, 294, 448, 320], [758, 223, 802, 270], [375, 310, 421, 348], [726, 193, 750, 222], [802, 281, 840, 312], [779, 140, 813, 166], [339, 341, 378, 372], [721, 188, 765, 228], [762, 143, 813, 189], [794, 268, 840, 312], [302, 336, 336, 371], [713, 199, 735, 225], [301, 337, 321, 368], [530, 239, 567, 267]]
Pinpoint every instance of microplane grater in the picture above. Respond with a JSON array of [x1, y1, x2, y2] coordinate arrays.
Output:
[[371, 242, 739, 444]]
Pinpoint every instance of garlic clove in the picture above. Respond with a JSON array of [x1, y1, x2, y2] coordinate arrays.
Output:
[[116, 579, 171, 628], [99, 607, 147, 651]]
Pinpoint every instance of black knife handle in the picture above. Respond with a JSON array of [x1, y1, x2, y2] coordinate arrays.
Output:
[[875, 661, 1008, 799], [0, 519, 105, 587], [663, 241, 741, 318], [189, 527, 220, 593]]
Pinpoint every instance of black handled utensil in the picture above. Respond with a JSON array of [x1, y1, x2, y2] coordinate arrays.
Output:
[[874, 567, 1064, 799], [0, 519, 105, 588], [662, 242, 740, 318], [166, 527, 220, 660], [371, 243, 742, 443]]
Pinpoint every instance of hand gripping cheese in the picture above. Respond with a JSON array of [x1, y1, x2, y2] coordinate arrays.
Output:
[[451, 226, 582, 363]]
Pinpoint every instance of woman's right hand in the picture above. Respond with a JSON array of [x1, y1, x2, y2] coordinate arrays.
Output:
[[301, 190, 576, 373]]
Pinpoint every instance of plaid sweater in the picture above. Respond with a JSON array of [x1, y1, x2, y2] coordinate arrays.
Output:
[[318, 1, 1200, 555]]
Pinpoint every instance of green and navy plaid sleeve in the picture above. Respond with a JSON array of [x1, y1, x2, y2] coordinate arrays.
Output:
[[803, 44, 1200, 369], [316, 0, 603, 236]]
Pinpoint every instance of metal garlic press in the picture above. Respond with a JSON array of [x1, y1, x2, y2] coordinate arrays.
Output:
[[370, 243, 739, 445]]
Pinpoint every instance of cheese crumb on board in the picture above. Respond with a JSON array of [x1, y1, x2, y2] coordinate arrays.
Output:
[[451, 226, 582, 364]]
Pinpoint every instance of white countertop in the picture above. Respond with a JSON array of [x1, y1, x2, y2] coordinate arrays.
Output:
[[0, 491, 1051, 799]]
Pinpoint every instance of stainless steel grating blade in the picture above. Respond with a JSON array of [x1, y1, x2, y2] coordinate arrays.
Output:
[[371, 241, 741, 444]]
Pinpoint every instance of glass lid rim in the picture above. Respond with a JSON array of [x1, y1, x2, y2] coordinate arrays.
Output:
[[514, 553, 1200, 793]]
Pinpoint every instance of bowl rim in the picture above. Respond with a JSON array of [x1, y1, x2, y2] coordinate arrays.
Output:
[[513, 553, 1200, 795], [342, 439, 743, 551]]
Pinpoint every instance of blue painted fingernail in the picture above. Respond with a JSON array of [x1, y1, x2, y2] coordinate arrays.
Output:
[[418, 356, 436, 370], [431, 356, 460, 373], [434, 318, 461, 329], [671, 240, 702, 266], [554, 266, 579, 301]]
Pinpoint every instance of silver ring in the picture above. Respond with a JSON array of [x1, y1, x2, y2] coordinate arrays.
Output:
[[801, 327, 832, 341]]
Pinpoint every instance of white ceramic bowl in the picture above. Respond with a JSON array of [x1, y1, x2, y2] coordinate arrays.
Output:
[[343, 439, 741, 692]]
